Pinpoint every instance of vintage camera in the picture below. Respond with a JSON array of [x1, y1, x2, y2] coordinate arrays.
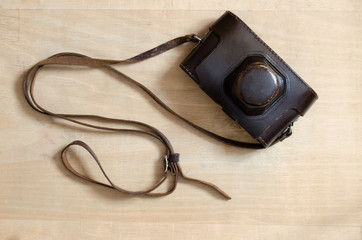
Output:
[[180, 11, 318, 147]]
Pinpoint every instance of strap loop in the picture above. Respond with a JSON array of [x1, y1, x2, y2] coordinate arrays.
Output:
[[168, 154, 180, 163], [22, 34, 258, 199], [61, 140, 169, 196]]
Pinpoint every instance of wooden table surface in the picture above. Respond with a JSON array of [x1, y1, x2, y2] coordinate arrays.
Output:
[[0, 1, 361, 239]]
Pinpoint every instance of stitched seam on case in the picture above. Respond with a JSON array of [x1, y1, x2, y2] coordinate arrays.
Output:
[[264, 108, 290, 133], [258, 108, 297, 145], [180, 63, 197, 80], [228, 12, 311, 90], [257, 136, 267, 146], [196, 33, 223, 73], [181, 33, 222, 84]]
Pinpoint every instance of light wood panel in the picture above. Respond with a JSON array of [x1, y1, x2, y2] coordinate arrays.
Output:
[[0, 1, 361, 239], [0, 0, 361, 11]]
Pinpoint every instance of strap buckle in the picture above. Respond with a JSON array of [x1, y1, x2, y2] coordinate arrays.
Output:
[[275, 123, 293, 143], [164, 155, 169, 173], [185, 34, 202, 43], [164, 153, 180, 173]]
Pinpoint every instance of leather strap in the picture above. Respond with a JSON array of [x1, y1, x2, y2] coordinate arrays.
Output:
[[23, 34, 260, 199]]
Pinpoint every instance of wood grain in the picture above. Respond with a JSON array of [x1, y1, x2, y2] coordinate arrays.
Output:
[[0, 1, 361, 239]]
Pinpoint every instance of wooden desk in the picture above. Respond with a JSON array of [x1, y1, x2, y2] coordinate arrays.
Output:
[[0, 1, 361, 239]]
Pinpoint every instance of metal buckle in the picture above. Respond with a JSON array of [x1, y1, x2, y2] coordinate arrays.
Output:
[[186, 34, 202, 43], [279, 123, 293, 142], [164, 155, 169, 173]]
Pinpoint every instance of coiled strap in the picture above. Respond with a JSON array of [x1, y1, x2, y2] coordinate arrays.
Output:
[[23, 34, 260, 199]]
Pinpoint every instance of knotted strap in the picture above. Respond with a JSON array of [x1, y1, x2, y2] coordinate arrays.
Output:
[[23, 34, 260, 199]]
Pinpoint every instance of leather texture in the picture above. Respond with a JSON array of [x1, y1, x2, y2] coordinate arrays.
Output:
[[180, 11, 318, 147]]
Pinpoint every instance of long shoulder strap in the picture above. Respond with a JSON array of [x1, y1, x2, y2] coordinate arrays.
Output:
[[23, 34, 260, 199]]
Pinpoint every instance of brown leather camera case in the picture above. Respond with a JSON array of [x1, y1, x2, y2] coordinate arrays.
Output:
[[180, 11, 318, 147]]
